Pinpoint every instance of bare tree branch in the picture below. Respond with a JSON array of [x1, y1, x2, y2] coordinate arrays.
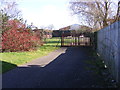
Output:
[[69, 0, 118, 31]]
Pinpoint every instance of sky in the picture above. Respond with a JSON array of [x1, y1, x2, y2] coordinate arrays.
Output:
[[18, 0, 80, 30], [2, 0, 118, 30]]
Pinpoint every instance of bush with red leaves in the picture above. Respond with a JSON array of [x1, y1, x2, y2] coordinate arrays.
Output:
[[2, 20, 42, 52]]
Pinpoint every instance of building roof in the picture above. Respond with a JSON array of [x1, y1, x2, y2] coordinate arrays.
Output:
[[59, 25, 71, 30], [59, 24, 92, 32]]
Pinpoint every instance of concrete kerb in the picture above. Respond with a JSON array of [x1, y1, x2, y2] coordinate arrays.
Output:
[[18, 47, 67, 68]]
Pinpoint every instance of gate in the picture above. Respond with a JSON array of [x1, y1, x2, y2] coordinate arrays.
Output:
[[61, 30, 94, 47]]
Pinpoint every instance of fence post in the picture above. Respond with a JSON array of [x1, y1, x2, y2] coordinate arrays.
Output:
[[118, 21, 120, 82], [94, 32, 97, 50], [75, 34, 77, 46], [61, 31, 64, 47], [90, 33, 93, 47]]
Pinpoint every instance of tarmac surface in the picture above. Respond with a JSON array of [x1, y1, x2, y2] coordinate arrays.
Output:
[[2, 47, 103, 88]]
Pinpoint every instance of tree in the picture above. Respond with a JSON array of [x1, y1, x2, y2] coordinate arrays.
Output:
[[0, 0, 22, 33], [69, 0, 118, 30], [115, 1, 120, 21], [2, 19, 41, 52], [40, 24, 54, 30], [46, 24, 54, 30], [0, 10, 10, 32], [0, 0, 22, 20]]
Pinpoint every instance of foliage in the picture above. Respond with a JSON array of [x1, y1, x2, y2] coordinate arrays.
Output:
[[0, 13, 9, 32], [1, 37, 60, 73], [2, 20, 41, 52]]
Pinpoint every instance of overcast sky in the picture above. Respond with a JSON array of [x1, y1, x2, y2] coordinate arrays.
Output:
[[17, 0, 119, 30]]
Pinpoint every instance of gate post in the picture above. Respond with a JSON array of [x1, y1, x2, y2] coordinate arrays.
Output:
[[61, 31, 64, 47], [75, 35, 77, 46], [78, 36, 80, 45], [90, 33, 94, 47]]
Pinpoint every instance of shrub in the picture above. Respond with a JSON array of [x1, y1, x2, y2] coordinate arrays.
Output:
[[2, 20, 42, 52]]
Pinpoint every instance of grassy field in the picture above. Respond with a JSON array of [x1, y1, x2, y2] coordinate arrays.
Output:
[[0, 37, 61, 73]]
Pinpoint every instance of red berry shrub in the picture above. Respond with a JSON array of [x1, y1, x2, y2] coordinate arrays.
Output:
[[2, 20, 41, 52]]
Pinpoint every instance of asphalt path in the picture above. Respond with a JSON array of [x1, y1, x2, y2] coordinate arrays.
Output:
[[2, 47, 103, 88]]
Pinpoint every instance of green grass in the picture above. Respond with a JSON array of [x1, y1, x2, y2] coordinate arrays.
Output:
[[0, 37, 61, 73]]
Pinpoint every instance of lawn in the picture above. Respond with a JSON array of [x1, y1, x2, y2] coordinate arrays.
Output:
[[0, 37, 61, 73]]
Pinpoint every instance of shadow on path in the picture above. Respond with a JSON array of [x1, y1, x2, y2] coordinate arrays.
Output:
[[2, 47, 102, 88]]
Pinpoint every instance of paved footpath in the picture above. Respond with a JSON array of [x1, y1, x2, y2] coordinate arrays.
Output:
[[2, 47, 104, 88]]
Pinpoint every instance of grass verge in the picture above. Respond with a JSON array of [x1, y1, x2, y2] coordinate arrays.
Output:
[[0, 37, 61, 73]]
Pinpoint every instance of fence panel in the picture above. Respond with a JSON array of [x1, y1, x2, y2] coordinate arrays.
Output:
[[97, 21, 120, 82]]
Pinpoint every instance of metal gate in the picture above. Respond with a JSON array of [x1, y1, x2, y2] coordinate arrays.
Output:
[[61, 30, 93, 47]]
